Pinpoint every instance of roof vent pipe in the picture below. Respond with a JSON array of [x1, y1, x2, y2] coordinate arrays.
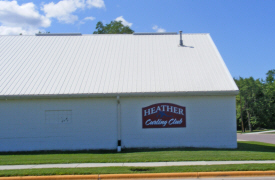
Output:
[[179, 31, 183, 46]]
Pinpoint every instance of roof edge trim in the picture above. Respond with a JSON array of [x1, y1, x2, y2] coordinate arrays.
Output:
[[207, 34, 239, 91], [133, 32, 177, 35], [0, 91, 239, 100], [35, 33, 82, 36]]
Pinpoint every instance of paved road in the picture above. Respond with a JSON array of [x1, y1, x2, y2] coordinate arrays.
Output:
[[237, 133, 275, 144]]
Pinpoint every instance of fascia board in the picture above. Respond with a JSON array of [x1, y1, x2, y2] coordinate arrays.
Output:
[[0, 90, 239, 100]]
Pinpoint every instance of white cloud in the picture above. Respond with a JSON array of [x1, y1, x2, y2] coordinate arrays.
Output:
[[152, 25, 166, 33], [42, 0, 86, 24], [0, 26, 40, 35], [42, 0, 104, 24], [152, 25, 158, 30], [0, 1, 50, 28], [79, 16, 95, 25], [0, 0, 105, 35], [86, 0, 105, 8], [0, 1, 50, 35], [115, 16, 132, 27], [157, 28, 166, 33], [84, 16, 95, 21]]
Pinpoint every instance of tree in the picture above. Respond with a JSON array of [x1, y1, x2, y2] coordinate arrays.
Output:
[[235, 69, 275, 131], [93, 21, 134, 34], [266, 69, 275, 84], [263, 69, 275, 128], [235, 77, 245, 132], [38, 31, 50, 34]]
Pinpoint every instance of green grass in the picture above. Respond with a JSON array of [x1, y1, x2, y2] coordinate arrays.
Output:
[[0, 141, 275, 165], [1, 164, 275, 177]]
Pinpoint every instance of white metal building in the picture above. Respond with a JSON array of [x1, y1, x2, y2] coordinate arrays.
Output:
[[0, 32, 238, 152]]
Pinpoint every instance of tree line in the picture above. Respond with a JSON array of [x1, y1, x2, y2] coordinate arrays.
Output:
[[234, 69, 275, 132]]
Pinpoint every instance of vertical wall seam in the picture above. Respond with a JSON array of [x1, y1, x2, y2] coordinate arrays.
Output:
[[117, 95, 121, 152]]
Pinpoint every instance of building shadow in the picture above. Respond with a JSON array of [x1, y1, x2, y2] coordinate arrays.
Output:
[[0, 142, 274, 155]]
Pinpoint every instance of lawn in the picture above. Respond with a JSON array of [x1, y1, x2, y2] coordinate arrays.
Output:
[[0, 141, 275, 165], [1, 164, 275, 177]]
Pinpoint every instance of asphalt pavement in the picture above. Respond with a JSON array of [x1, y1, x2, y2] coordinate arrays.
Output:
[[237, 130, 275, 144]]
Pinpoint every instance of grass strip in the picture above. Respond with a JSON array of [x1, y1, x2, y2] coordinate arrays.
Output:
[[0, 141, 275, 165], [0, 164, 275, 177]]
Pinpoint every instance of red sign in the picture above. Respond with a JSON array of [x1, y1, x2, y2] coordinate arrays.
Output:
[[142, 103, 186, 128]]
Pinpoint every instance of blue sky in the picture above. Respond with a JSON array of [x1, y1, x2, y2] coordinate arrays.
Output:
[[0, 0, 274, 80]]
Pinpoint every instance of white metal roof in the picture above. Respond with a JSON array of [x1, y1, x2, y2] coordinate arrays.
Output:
[[0, 33, 238, 98]]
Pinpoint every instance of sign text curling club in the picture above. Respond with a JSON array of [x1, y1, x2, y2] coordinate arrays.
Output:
[[142, 103, 186, 128]]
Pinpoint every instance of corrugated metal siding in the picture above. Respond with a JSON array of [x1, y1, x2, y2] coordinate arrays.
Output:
[[0, 34, 238, 96], [121, 96, 237, 148], [0, 98, 117, 151]]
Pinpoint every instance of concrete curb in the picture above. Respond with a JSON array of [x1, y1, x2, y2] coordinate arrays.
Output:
[[2, 161, 275, 170], [240, 130, 275, 134], [0, 171, 275, 180]]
